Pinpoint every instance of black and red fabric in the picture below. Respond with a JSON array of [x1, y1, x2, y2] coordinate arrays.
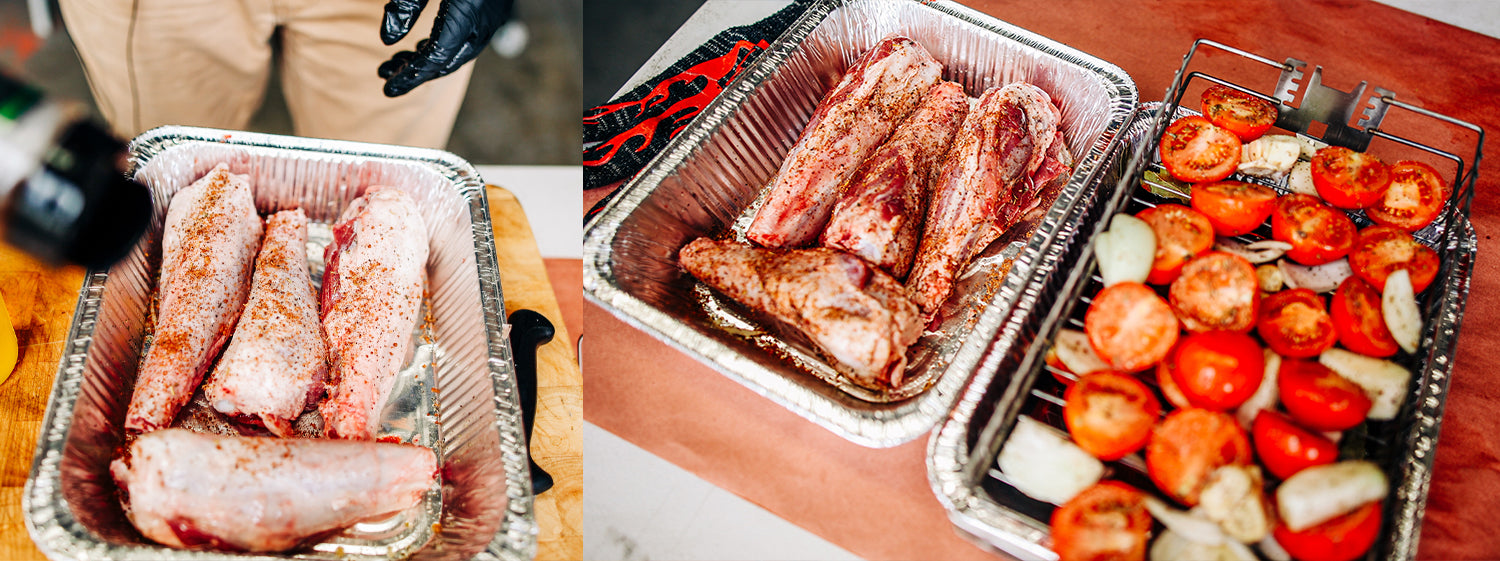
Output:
[[583, 1, 813, 222]]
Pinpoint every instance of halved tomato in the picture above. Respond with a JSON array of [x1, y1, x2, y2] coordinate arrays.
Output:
[[1348, 225, 1440, 294], [1277, 359, 1372, 431], [1368, 160, 1449, 232], [1169, 251, 1260, 333], [1191, 181, 1279, 237], [1272, 500, 1382, 561], [1051, 481, 1151, 561], [1160, 116, 1242, 183], [1137, 204, 1216, 285], [1085, 282, 1179, 373], [1156, 345, 1193, 410], [1252, 410, 1338, 480], [1256, 288, 1338, 358], [1311, 146, 1391, 209], [1201, 84, 1279, 141], [1271, 193, 1357, 265], [1064, 372, 1161, 460], [1330, 276, 1400, 358], [1170, 331, 1264, 411], [1146, 408, 1253, 506]]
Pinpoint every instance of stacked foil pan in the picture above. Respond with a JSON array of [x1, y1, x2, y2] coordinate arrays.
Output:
[[583, 0, 1138, 447], [928, 94, 1478, 561], [23, 127, 538, 561]]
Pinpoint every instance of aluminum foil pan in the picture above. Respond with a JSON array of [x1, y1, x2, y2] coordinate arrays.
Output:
[[927, 104, 1479, 561], [583, 0, 1137, 447], [22, 127, 537, 561]]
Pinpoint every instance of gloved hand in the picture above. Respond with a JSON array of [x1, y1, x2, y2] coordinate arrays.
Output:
[[378, 0, 514, 97]]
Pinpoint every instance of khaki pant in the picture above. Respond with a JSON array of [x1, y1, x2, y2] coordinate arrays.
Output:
[[59, 0, 474, 149]]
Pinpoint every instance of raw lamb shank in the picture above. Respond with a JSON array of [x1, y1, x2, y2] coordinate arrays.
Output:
[[319, 187, 428, 440], [111, 428, 436, 552], [821, 80, 969, 280], [125, 164, 262, 434], [203, 208, 327, 437], [679, 237, 922, 389], [746, 35, 943, 248], [906, 82, 1063, 316]]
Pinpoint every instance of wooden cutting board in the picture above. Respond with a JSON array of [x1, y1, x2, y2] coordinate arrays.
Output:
[[0, 185, 581, 561]]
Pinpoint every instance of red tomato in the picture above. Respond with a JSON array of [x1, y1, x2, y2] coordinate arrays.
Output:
[[1065, 372, 1162, 460], [1348, 225, 1440, 294], [1271, 193, 1357, 265], [1050, 481, 1151, 561], [1085, 282, 1179, 373], [1191, 181, 1279, 236], [1368, 160, 1449, 232], [1256, 288, 1338, 358], [1201, 84, 1278, 141], [1272, 501, 1383, 561], [1156, 352, 1193, 409], [1169, 251, 1260, 333], [1252, 410, 1338, 480], [1137, 204, 1216, 285], [1277, 359, 1373, 431], [1160, 116, 1242, 183], [1330, 276, 1400, 358], [1170, 331, 1264, 411], [1146, 408, 1253, 506], [1311, 146, 1392, 209]]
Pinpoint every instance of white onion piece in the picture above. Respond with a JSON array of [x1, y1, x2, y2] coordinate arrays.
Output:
[[1144, 497, 1230, 546], [1382, 269, 1422, 354], [1055, 329, 1110, 376], [1215, 238, 1293, 264], [1320, 348, 1412, 420], [1286, 161, 1317, 197], [1277, 258, 1352, 294], [1235, 350, 1282, 429], [1238, 135, 1302, 180], [1259, 535, 1292, 561], [1195, 466, 1270, 543], [1095, 214, 1155, 286], [997, 417, 1102, 505], [1294, 134, 1328, 159], [1150, 529, 1259, 561], [1276, 460, 1388, 532]]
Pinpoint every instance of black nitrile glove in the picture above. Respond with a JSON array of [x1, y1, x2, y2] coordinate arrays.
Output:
[[378, 0, 514, 97]]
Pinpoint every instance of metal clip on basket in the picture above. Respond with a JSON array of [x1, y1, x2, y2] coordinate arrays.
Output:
[[929, 38, 1483, 561]]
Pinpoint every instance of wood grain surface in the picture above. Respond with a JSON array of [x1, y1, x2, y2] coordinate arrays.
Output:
[[0, 186, 580, 561]]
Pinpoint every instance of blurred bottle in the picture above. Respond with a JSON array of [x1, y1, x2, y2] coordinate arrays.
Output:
[[0, 72, 151, 270]]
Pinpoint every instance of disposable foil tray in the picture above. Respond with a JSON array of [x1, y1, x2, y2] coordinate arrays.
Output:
[[929, 41, 1483, 561], [23, 127, 537, 561], [583, 0, 1137, 447]]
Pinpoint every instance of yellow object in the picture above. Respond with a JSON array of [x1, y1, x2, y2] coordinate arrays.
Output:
[[0, 291, 15, 385]]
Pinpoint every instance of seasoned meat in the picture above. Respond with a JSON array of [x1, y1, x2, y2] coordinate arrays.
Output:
[[111, 429, 436, 552], [203, 209, 327, 437], [907, 83, 1063, 315], [679, 237, 922, 389], [125, 164, 262, 434], [821, 80, 969, 280], [319, 187, 428, 440], [746, 35, 943, 249]]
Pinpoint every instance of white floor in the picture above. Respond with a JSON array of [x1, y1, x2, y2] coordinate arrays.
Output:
[[580, 1, 1500, 560]]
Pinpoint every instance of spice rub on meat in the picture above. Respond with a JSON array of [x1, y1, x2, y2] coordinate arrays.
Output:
[[203, 208, 328, 437], [125, 163, 263, 434], [318, 187, 428, 440]]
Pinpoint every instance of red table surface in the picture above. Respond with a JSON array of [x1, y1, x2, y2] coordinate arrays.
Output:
[[582, 1, 1500, 559]]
